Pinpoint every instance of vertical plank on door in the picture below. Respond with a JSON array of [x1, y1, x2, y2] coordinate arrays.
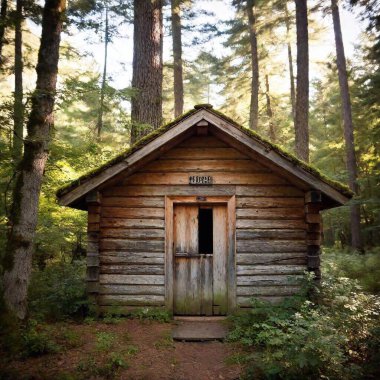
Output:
[[213, 205, 228, 315], [174, 205, 200, 315], [201, 255, 213, 315]]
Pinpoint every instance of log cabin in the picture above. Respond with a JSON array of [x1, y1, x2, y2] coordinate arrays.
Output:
[[57, 104, 352, 316]]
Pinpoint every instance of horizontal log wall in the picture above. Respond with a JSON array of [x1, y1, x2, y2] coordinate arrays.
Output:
[[98, 135, 308, 309]]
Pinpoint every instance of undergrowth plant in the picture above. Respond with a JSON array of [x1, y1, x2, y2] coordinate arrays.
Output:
[[228, 272, 380, 379]]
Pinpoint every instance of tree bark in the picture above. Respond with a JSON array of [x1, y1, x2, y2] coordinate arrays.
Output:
[[284, 1, 296, 123], [246, 0, 259, 131], [331, 0, 362, 250], [96, 4, 108, 140], [131, 0, 163, 144], [171, 0, 183, 118], [2, 0, 66, 320], [294, 0, 309, 162], [12, 0, 24, 163], [265, 74, 276, 142], [0, 0, 8, 66]]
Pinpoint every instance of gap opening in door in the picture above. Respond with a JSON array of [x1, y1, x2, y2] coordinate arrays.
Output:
[[198, 207, 213, 254]]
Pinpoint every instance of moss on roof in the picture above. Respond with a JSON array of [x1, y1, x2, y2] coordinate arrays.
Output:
[[57, 104, 353, 200]]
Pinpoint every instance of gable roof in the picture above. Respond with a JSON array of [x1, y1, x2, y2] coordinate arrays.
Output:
[[57, 104, 353, 209]]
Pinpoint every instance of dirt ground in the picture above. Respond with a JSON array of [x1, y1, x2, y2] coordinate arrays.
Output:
[[0, 319, 242, 380]]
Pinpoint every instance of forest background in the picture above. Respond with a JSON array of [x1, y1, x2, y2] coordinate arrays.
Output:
[[0, 0, 379, 377]]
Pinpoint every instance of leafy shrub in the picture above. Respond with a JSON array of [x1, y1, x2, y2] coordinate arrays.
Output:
[[129, 307, 171, 322], [228, 273, 380, 379], [322, 247, 380, 294], [95, 331, 116, 351], [77, 352, 128, 379], [28, 259, 89, 321], [21, 320, 60, 357]]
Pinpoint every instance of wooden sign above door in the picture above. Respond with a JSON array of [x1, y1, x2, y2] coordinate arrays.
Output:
[[189, 175, 213, 185]]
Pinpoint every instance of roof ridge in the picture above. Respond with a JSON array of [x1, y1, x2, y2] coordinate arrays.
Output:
[[56, 105, 353, 200]]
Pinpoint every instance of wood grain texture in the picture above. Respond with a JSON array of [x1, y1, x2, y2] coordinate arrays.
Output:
[[100, 252, 164, 265], [101, 196, 164, 208], [237, 274, 304, 286], [99, 274, 165, 285], [237, 285, 301, 296], [212, 205, 228, 315], [100, 228, 164, 239], [237, 197, 304, 208], [100, 239, 164, 252], [101, 207, 164, 219], [237, 253, 306, 265], [236, 265, 306, 275], [98, 295, 165, 306], [236, 208, 304, 220], [100, 264, 164, 275], [236, 229, 306, 240], [160, 147, 248, 160], [237, 219, 307, 229], [236, 240, 307, 253], [144, 159, 268, 173], [125, 172, 288, 186], [99, 284, 165, 296], [101, 218, 165, 229]]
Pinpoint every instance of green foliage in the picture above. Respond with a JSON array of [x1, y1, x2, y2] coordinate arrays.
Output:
[[77, 352, 129, 379], [228, 271, 380, 379], [129, 307, 172, 323], [322, 247, 380, 294], [28, 260, 89, 321], [95, 331, 116, 352], [21, 320, 61, 358], [154, 332, 175, 350], [125, 344, 139, 356]]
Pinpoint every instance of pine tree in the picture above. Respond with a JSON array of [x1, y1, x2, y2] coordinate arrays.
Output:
[[171, 0, 184, 118], [331, 0, 362, 249], [3, 0, 66, 319], [246, 0, 259, 130], [0, 0, 7, 65], [131, 0, 163, 144], [294, 0, 309, 162], [12, 0, 24, 163]]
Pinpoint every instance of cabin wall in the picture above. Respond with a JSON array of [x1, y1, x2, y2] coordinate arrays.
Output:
[[95, 135, 311, 311]]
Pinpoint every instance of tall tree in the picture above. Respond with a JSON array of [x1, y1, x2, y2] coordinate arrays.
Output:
[[171, 0, 184, 118], [2, 0, 66, 319], [0, 0, 7, 65], [284, 1, 296, 123], [265, 74, 275, 142], [246, 0, 259, 131], [294, 0, 309, 162], [12, 0, 24, 162], [331, 0, 361, 249], [130, 0, 163, 144], [96, 3, 108, 139]]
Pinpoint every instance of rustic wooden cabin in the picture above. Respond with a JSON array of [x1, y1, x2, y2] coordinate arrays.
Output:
[[57, 104, 352, 316]]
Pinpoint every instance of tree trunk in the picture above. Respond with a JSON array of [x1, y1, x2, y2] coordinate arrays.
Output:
[[131, 0, 163, 144], [2, 0, 66, 320], [294, 0, 309, 162], [12, 0, 24, 163], [96, 4, 108, 140], [171, 0, 184, 118], [331, 0, 362, 250], [284, 1, 296, 123], [246, 0, 259, 131], [265, 74, 275, 142], [0, 0, 8, 66]]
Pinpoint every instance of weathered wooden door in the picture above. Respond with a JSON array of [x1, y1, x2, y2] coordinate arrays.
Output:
[[173, 204, 228, 315]]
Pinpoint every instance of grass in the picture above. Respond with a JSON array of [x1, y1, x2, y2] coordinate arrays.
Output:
[[95, 331, 116, 352]]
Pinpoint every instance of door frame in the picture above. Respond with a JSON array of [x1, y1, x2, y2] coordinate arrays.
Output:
[[165, 195, 236, 314]]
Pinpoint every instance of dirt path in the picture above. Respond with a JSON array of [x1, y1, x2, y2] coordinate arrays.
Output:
[[0, 319, 242, 380]]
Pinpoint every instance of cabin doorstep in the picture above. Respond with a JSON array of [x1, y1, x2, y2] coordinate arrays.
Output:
[[57, 104, 352, 316]]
